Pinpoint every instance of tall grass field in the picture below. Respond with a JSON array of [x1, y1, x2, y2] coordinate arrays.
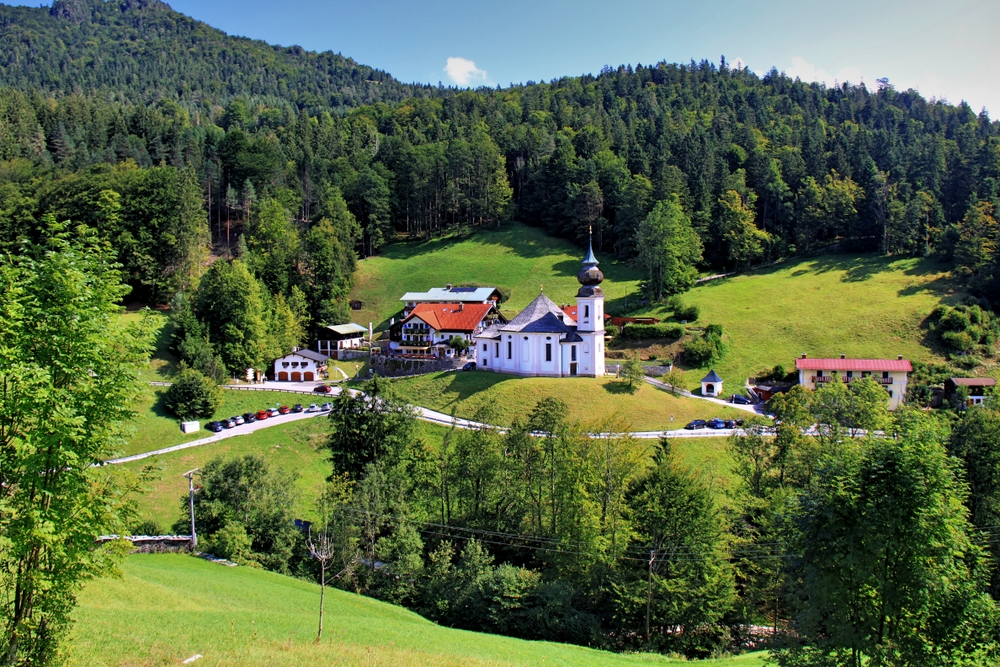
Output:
[[67, 554, 765, 667]]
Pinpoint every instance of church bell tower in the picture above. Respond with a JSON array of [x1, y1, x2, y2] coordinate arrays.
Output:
[[575, 229, 605, 377]]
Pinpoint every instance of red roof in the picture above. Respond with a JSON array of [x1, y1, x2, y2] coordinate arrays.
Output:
[[560, 305, 612, 323], [403, 303, 493, 332], [795, 357, 913, 372]]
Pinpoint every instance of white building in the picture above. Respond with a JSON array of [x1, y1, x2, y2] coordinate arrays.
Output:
[[474, 235, 605, 378], [391, 302, 498, 358], [272, 348, 328, 382], [795, 354, 912, 410]]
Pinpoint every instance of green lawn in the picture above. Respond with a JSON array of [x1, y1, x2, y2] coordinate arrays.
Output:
[[124, 388, 321, 457], [388, 372, 745, 431], [636, 255, 962, 390], [350, 222, 645, 329], [124, 419, 449, 531], [67, 554, 765, 667]]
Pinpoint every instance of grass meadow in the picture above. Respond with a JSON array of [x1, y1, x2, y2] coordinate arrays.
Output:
[[349, 224, 963, 392], [67, 554, 765, 667], [640, 254, 963, 390], [388, 371, 746, 430], [350, 222, 645, 328]]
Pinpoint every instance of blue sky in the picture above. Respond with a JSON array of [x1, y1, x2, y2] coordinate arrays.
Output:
[[12, 0, 1000, 115]]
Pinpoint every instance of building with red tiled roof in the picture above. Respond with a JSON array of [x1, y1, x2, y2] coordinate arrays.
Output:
[[795, 353, 912, 409], [393, 302, 501, 357]]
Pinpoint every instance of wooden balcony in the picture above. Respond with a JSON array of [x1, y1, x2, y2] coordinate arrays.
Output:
[[812, 375, 894, 385]]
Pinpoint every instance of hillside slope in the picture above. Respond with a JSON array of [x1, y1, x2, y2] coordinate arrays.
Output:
[[351, 226, 964, 390], [68, 554, 765, 667], [350, 222, 645, 329], [0, 0, 431, 107]]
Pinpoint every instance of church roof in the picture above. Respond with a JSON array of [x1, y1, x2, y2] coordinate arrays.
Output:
[[500, 293, 573, 334], [701, 370, 723, 383]]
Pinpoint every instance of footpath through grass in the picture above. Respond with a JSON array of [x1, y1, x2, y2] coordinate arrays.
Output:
[[350, 222, 644, 328], [68, 554, 765, 667], [389, 372, 744, 431]]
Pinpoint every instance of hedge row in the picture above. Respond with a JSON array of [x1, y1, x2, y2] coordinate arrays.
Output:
[[619, 323, 685, 340]]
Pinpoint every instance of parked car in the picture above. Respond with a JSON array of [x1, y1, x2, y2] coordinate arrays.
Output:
[[731, 394, 752, 405], [314, 384, 333, 393], [206, 421, 224, 433], [278, 405, 291, 415], [267, 407, 280, 417], [291, 403, 304, 413], [735, 419, 745, 427], [684, 419, 707, 430], [706, 418, 726, 429], [724, 419, 737, 429], [462, 361, 477, 371], [243, 412, 257, 423], [232, 415, 245, 426], [320, 402, 332, 411], [256, 409, 270, 420], [306, 403, 319, 413], [222, 418, 236, 429]]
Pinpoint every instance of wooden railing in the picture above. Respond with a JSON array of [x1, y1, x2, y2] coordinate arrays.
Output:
[[812, 375, 894, 385]]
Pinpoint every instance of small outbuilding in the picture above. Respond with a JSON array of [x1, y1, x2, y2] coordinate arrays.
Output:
[[945, 377, 996, 406], [701, 370, 723, 397], [316, 323, 368, 358]]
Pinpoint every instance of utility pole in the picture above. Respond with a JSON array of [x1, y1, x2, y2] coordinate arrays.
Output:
[[183, 468, 200, 549], [647, 549, 656, 645]]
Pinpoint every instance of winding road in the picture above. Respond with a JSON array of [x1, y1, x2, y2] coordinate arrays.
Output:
[[105, 378, 771, 465]]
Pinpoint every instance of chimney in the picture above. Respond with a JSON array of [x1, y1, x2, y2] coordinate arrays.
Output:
[[801, 353, 807, 359], [459, 302, 464, 312], [840, 353, 846, 359], [897, 354, 904, 360], [446, 283, 453, 290]]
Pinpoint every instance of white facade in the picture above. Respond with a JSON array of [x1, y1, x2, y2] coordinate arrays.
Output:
[[474, 234, 606, 378], [273, 349, 328, 382]]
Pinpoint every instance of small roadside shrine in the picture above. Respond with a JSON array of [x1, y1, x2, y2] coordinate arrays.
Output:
[[701, 369, 723, 397]]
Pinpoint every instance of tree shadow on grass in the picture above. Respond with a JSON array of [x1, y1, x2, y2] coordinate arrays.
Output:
[[604, 380, 639, 395]]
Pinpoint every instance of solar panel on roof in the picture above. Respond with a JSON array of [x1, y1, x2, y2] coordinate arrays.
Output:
[[450, 287, 478, 293]]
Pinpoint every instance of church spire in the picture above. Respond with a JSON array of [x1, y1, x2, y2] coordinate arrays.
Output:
[[582, 225, 599, 268]]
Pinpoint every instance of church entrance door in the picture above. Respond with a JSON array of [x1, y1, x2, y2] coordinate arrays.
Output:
[[570, 363, 578, 376]]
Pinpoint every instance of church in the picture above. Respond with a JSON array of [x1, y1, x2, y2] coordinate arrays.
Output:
[[473, 235, 605, 377]]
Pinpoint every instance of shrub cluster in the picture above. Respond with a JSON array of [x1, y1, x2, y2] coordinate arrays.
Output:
[[684, 324, 726, 366], [928, 303, 999, 356], [619, 323, 684, 340], [667, 296, 699, 322]]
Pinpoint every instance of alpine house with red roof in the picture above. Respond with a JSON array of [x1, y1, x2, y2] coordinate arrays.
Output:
[[795, 353, 913, 410], [392, 301, 501, 357]]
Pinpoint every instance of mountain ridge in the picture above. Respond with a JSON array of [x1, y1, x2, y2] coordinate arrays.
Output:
[[0, 0, 437, 109]]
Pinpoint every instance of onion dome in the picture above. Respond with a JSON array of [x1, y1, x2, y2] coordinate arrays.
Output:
[[577, 230, 604, 286]]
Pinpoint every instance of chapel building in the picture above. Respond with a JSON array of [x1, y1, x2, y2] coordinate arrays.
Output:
[[474, 235, 605, 377]]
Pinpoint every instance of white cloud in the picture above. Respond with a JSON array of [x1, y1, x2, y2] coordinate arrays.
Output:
[[732, 56, 747, 70], [444, 57, 488, 86], [786, 56, 866, 88]]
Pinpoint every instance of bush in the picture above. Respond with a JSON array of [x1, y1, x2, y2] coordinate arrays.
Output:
[[163, 367, 222, 420], [666, 296, 699, 322], [449, 335, 470, 352], [620, 323, 684, 340], [683, 324, 726, 367]]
